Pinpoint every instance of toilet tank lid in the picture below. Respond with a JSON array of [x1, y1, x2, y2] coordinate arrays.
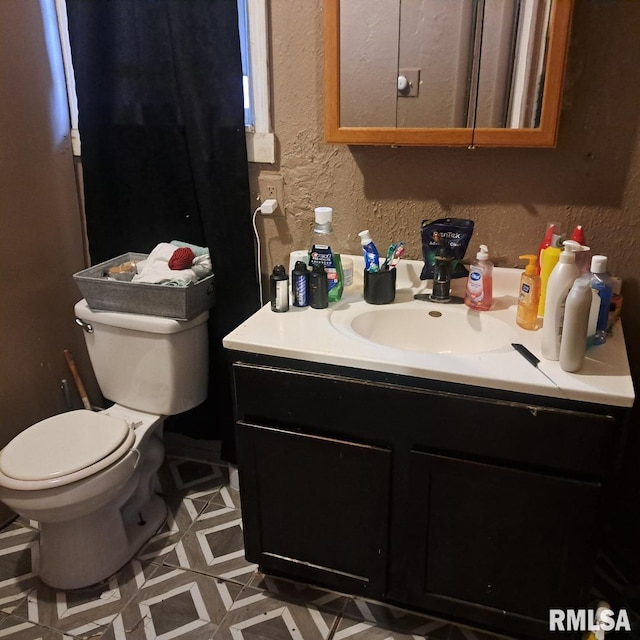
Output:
[[74, 299, 209, 334]]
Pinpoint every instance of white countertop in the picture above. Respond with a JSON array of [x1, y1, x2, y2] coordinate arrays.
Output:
[[223, 256, 635, 408]]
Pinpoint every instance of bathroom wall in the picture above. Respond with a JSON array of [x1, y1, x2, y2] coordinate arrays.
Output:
[[0, 0, 96, 515], [250, 2, 640, 576]]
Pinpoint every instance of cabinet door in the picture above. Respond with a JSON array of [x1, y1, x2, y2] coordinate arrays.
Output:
[[236, 422, 391, 597], [406, 450, 601, 622]]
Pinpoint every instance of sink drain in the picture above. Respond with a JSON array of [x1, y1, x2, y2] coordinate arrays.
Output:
[[428, 311, 442, 318]]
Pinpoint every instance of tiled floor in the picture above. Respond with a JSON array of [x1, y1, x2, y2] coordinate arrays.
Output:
[[0, 452, 511, 640]]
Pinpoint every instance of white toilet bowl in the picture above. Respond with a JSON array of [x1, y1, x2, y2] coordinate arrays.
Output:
[[0, 406, 167, 589], [0, 300, 209, 589]]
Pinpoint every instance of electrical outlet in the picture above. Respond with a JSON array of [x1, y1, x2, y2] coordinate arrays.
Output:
[[258, 173, 285, 216]]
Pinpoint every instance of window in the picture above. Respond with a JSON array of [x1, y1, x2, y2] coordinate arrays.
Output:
[[54, 0, 274, 163], [242, 0, 275, 163]]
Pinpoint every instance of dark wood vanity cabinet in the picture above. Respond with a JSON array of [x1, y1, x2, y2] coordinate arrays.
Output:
[[404, 452, 600, 623], [235, 422, 392, 597], [230, 355, 625, 639]]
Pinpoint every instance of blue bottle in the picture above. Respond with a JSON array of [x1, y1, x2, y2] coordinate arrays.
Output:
[[589, 255, 613, 345]]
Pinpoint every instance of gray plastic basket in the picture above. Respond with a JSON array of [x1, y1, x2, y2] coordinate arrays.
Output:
[[73, 253, 215, 320]]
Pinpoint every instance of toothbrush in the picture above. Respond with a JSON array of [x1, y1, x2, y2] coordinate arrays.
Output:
[[381, 243, 398, 270], [389, 243, 405, 269]]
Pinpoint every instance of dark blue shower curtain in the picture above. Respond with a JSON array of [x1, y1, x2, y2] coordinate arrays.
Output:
[[66, 0, 260, 459]]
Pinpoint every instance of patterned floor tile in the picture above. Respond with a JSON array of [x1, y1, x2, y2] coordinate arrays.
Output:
[[213, 586, 339, 640], [0, 615, 69, 639], [8, 557, 159, 638], [249, 573, 348, 616], [162, 504, 258, 586], [337, 599, 509, 640], [137, 493, 209, 564], [100, 565, 237, 640], [0, 523, 39, 614], [208, 485, 242, 512], [158, 457, 229, 503]]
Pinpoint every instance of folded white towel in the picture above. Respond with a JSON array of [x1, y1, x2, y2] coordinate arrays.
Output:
[[132, 243, 212, 287]]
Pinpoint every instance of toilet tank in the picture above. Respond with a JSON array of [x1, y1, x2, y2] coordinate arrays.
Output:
[[74, 300, 209, 415]]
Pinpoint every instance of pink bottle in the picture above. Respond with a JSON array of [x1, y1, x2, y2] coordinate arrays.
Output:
[[464, 244, 493, 311]]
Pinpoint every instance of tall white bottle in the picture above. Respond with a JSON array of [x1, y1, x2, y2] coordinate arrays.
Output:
[[559, 278, 592, 372], [541, 240, 581, 361]]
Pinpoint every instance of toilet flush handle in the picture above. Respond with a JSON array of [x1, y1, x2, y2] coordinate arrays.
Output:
[[75, 317, 93, 333]]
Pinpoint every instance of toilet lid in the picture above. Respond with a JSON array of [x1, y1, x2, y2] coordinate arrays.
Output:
[[0, 410, 133, 482]]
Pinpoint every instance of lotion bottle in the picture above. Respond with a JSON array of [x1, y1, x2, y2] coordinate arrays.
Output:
[[516, 255, 541, 330], [559, 277, 592, 372], [464, 244, 493, 311], [541, 240, 581, 360]]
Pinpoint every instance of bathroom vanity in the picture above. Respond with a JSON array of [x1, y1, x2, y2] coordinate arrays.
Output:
[[223, 258, 634, 639]]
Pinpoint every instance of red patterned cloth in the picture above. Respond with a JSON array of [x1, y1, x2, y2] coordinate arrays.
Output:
[[168, 247, 195, 270]]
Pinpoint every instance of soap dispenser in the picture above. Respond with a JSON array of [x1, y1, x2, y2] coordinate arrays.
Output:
[[464, 245, 493, 311], [541, 239, 581, 360], [516, 255, 541, 330]]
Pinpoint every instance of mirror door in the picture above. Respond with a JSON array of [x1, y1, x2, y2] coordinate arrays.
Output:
[[325, 0, 574, 147]]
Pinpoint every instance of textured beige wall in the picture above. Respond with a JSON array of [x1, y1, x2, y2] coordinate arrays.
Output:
[[250, 1, 640, 381], [0, 0, 95, 438]]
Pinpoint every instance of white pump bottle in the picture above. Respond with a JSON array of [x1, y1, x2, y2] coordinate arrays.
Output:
[[541, 239, 582, 361]]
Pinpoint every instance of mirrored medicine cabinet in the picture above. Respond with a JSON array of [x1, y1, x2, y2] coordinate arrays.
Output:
[[324, 0, 574, 147]]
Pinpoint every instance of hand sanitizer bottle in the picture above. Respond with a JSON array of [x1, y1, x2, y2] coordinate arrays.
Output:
[[464, 245, 493, 311]]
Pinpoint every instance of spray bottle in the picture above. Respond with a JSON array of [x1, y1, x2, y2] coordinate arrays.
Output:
[[571, 225, 592, 275], [536, 222, 556, 275]]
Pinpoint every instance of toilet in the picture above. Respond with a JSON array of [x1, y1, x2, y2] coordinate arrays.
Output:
[[0, 299, 209, 590]]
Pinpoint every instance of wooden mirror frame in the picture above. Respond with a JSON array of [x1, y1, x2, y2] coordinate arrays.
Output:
[[324, 0, 574, 148]]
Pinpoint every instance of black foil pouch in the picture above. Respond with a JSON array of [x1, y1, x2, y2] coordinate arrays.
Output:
[[420, 218, 475, 280]]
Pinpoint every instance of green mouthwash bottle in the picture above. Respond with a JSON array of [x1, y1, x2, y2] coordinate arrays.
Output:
[[309, 206, 343, 303]]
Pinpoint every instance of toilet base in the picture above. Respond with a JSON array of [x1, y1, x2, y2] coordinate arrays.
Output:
[[38, 492, 167, 590]]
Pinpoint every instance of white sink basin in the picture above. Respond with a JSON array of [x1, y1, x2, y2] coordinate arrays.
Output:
[[330, 303, 517, 354]]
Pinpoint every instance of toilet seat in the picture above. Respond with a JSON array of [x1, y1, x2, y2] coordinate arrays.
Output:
[[0, 410, 135, 491]]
